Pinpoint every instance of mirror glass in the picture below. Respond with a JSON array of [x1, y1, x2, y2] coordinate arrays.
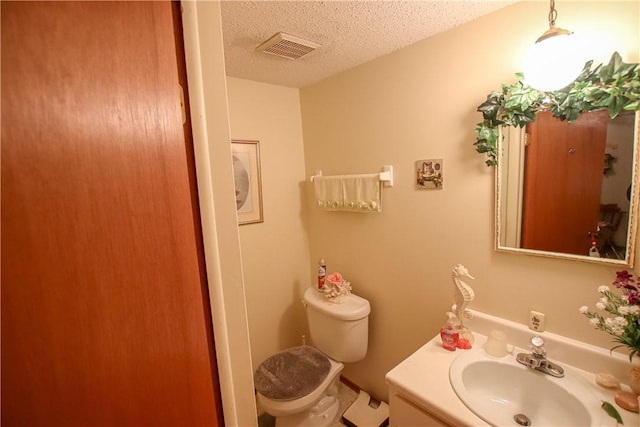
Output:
[[496, 111, 640, 267]]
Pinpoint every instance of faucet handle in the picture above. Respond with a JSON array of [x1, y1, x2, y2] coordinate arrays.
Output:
[[530, 336, 546, 357]]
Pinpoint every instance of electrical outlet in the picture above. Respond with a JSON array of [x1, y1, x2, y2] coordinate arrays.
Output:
[[529, 310, 545, 332]]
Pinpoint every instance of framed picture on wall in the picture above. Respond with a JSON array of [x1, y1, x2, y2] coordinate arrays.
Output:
[[231, 140, 263, 225], [415, 159, 443, 189]]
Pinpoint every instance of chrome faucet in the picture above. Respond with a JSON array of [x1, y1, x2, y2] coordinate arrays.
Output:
[[516, 336, 564, 378]]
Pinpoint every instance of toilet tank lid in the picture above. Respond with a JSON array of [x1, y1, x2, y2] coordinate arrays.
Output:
[[303, 287, 371, 320]]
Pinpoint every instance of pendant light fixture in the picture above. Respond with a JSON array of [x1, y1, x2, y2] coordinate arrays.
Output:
[[523, 0, 585, 92]]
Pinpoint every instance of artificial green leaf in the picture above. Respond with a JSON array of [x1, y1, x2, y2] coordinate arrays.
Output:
[[615, 63, 636, 80], [580, 85, 599, 98], [477, 94, 503, 121], [609, 96, 623, 118], [599, 53, 621, 82], [574, 60, 595, 82], [473, 51, 640, 167], [523, 109, 537, 122], [624, 100, 640, 110], [503, 85, 540, 113], [602, 401, 624, 425], [477, 105, 500, 121], [475, 124, 494, 141], [511, 112, 536, 128]]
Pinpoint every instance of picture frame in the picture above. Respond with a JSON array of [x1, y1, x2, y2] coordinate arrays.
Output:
[[415, 159, 443, 189], [231, 140, 263, 225]]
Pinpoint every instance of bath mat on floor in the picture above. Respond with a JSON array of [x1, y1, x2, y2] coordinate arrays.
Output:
[[254, 346, 331, 401]]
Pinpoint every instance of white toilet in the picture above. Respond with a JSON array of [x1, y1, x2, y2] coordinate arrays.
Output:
[[254, 287, 371, 427]]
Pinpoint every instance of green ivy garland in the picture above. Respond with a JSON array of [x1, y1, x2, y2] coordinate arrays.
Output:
[[474, 52, 640, 167]]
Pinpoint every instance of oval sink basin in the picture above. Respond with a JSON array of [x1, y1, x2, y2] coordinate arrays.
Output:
[[449, 350, 614, 426]]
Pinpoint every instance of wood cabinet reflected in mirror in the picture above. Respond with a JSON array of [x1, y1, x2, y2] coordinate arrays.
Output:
[[496, 111, 639, 267]]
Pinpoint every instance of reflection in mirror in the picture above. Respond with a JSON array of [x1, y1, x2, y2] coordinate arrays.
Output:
[[496, 111, 639, 267]]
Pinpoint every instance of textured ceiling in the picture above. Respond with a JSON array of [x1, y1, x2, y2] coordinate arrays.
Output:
[[221, 1, 516, 88]]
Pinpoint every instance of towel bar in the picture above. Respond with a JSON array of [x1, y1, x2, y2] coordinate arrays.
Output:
[[309, 165, 394, 187]]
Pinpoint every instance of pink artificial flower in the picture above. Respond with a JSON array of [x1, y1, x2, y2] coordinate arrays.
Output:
[[326, 272, 343, 285]]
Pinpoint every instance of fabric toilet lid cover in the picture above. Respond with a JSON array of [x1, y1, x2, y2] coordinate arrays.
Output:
[[254, 346, 331, 401]]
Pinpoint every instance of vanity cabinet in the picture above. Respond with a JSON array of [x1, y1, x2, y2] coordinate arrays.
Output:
[[387, 310, 636, 427], [385, 336, 487, 427], [389, 392, 451, 427]]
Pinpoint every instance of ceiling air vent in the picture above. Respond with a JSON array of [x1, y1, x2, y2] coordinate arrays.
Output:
[[256, 32, 320, 60]]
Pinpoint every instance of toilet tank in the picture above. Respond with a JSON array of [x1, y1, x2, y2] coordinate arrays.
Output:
[[303, 287, 370, 363]]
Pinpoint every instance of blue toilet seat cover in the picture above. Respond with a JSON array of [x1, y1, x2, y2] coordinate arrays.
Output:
[[254, 346, 331, 401]]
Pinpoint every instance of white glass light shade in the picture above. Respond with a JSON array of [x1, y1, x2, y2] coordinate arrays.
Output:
[[523, 32, 585, 92]]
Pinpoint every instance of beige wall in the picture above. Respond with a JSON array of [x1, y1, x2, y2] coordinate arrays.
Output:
[[299, 0, 639, 401], [226, 78, 311, 371], [182, 2, 257, 425]]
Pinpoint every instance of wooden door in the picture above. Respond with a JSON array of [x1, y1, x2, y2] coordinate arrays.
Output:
[[521, 111, 608, 255], [1, 2, 223, 425]]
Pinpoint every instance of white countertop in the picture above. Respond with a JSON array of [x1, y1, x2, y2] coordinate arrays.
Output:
[[385, 310, 639, 426]]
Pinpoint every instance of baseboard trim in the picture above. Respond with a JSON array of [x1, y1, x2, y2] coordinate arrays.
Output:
[[339, 375, 361, 393]]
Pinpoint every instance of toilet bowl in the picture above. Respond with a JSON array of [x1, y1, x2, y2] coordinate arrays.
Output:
[[254, 288, 371, 427], [256, 349, 343, 427]]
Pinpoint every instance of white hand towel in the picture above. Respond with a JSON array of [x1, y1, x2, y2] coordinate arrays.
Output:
[[342, 173, 381, 212], [313, 173, 382, 213], [313, 175, 344, 210]]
